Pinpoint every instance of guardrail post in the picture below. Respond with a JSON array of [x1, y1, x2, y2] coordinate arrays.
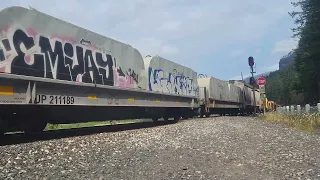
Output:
[[317, 103, 320, 113], [290, 105, 295, 115], [297, 105, 301, 114], [305, 104, 310, 114]]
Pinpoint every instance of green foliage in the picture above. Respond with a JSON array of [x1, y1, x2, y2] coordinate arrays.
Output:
[[265, 65, 304, 105], [290, 0, 320, 104], [44, 119, 151, 131]]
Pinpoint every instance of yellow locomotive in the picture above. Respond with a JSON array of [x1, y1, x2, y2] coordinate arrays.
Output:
[[259, 95, 277, 112]]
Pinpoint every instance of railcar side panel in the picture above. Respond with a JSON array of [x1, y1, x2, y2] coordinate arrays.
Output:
[[197, 77, 242, 104], [0, 6, 146, 90], [228, 84, 241, 103], [143, 55, 199, 97]]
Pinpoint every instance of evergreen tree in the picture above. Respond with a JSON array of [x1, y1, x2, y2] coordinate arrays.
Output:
[[265, 65, 303, 106], [289, 0, 320, 103]]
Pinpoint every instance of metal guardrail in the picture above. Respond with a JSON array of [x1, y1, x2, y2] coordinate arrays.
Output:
[[276, 103, 320, 114]]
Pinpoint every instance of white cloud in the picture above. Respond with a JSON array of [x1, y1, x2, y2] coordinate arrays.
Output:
[[263, 63, 279, 72], [230, 49, 245, 57], [158, 21, 181, 32], [0, 0, 296, 78], [187, 9, 204, 20], [134, 37, 179, 56], [272, 39, 298, 55], [229, 73, 251, 81]]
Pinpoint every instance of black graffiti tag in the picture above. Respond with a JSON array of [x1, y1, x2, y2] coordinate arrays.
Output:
[[4, 28, 114, 85]]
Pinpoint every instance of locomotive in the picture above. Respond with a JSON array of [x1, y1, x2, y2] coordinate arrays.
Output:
[[0, 6, 261, 134]]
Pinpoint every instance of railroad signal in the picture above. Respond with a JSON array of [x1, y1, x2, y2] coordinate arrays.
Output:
[[249, 77, 255, 85], [247, 56, 257, 115], [248, 56, 254, 67]]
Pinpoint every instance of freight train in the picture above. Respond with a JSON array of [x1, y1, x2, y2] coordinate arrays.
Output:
[[0, 6, 262, 134]]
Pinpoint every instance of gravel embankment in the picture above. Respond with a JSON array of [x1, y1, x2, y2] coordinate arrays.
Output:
[[1, 116, 320, 180]]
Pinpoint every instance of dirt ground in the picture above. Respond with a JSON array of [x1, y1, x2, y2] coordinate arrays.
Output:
[[1, 116, 320, 180]]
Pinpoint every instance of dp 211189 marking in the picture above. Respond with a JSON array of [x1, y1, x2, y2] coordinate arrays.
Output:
[[36, 94, 75, 105]]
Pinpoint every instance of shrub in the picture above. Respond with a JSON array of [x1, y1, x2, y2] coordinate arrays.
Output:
[[259, 111, 320, 132]]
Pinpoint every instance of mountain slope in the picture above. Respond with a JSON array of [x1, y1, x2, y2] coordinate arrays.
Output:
[[243, 71, 272, 84]]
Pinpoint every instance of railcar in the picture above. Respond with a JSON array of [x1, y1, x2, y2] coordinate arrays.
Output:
[[142, 55, 199, 121], [0, 6, 198, 134], [229, 80, 261, 114], [197, 77, 244, 117]]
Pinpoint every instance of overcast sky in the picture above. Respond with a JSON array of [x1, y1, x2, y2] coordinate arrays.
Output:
[[1, 0, 300, 80]]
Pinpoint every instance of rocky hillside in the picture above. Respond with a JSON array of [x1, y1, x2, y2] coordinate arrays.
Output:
[[279, 51, 295, 70]]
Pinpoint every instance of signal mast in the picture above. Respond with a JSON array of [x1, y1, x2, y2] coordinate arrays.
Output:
[[248, 56, 257, 115]]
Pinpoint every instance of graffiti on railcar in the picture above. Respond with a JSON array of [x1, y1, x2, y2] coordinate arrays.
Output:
[[148, 67, 197, 96], [0, 25, 139, 88], [113, 65, 139, 88]]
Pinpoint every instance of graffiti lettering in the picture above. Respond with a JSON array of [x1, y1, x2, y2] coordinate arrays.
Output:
[[0, 25, 138, 88], [79, 38, 91, 46], [148, 67, 197, 96]]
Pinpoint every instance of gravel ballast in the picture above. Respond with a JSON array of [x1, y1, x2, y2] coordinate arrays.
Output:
[[1, 116, 320, 180]]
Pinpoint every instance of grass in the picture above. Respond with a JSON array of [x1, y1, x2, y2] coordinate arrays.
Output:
[[44, 119, 152, 131], [259, 111, 320, 132]]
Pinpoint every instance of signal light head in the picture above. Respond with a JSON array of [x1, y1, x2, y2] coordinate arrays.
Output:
[[248, 56, 254, 67], [249, 77, 255, 85]]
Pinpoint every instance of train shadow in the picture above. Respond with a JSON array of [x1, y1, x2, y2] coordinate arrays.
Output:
[[0, 114, 258, 146], [0, 120, 177, 146]]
